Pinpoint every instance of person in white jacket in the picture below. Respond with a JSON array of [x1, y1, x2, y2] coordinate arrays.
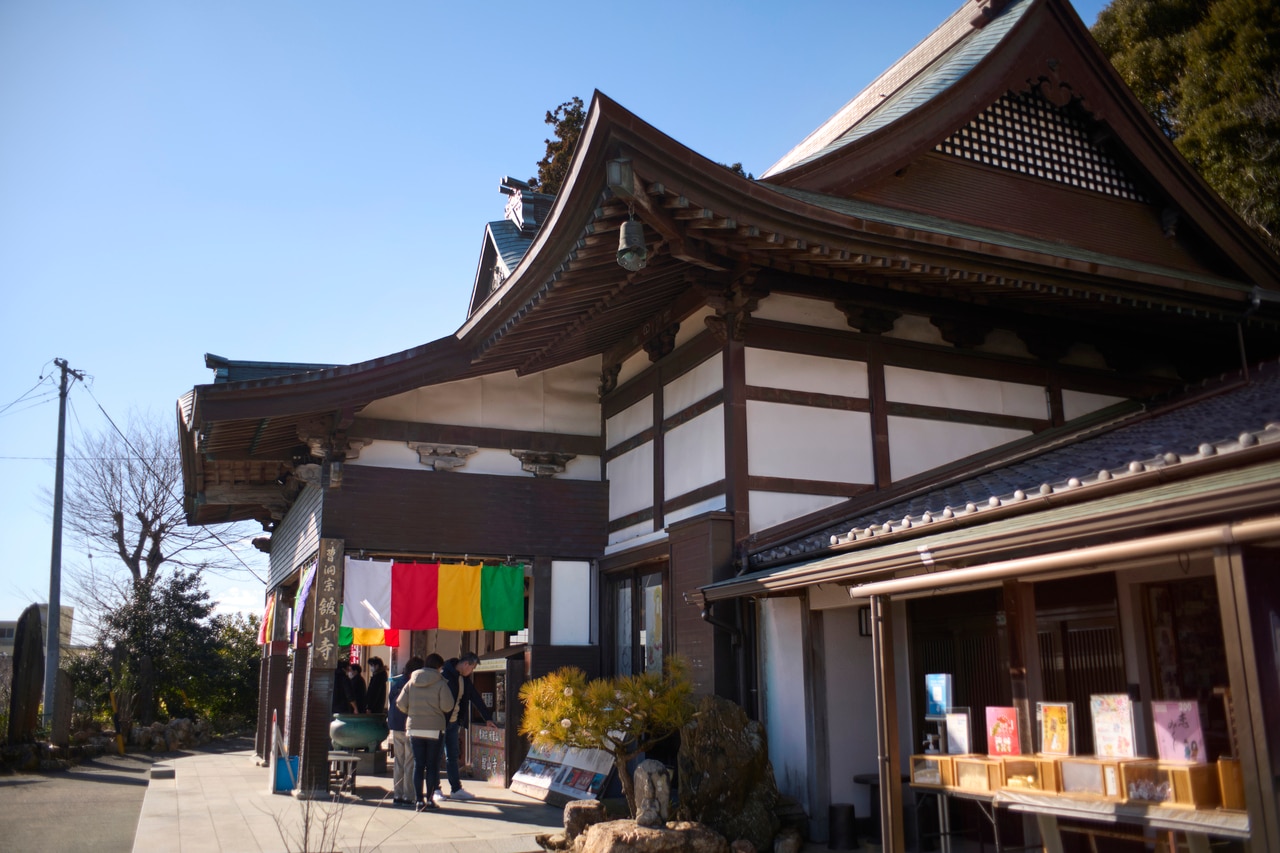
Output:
[[395, 653, 455, 811]]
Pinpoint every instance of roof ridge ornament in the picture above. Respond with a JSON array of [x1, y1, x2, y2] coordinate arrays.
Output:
[[969, 0, 1011, 29]]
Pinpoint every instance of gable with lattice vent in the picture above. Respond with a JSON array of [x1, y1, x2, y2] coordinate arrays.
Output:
[[936, 90, 1147, 202]]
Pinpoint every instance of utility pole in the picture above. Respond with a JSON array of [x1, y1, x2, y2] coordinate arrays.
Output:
[[45, 358, 82, 728]]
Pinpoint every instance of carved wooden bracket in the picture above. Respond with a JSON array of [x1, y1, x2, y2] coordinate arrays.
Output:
[[931, 316, 993, 350], [599, 363, 622, 397], [642, 323, 680, 362], [703, 278, 764, 343], [1017, 328, 1073, 363], [838, 303, 901, 335], [406, 442, 478, 471], [510, 449, 577, 478]]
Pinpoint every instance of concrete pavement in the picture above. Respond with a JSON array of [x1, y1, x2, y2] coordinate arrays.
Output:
[[131, 743, 564, 853]]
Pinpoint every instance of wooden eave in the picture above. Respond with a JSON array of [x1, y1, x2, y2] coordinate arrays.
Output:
[[761, 0, 1280, 288], [455, 90, 1277, 380]]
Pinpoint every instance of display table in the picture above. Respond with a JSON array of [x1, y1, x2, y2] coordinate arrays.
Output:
[[995, 789, 1250, 853]]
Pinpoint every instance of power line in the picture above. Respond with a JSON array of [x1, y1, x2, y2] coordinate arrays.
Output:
[[0, 373, 56, 416], [75, 382, 267, 585]]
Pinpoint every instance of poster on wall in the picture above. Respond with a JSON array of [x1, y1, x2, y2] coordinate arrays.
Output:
[[945, 708, 971, 755], [510, 742, 614, 804], [1152, 700, 1207, 763], [925, 673, 953, 720], [1090, 693, 1138, 758], [1037, 702, 1074, 756], [985, 706, 1021, 756]]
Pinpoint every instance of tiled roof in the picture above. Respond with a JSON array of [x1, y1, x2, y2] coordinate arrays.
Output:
[[765, 0, 1031, 177], [203, 353, 337, 384], [489, 220, 536, 273], [750, 361, 1280, 567]]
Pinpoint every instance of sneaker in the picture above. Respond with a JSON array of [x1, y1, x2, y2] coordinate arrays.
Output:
[[416, 799, 439, 812], [449, 788, 476, 801], [431, 789, 447, 804]]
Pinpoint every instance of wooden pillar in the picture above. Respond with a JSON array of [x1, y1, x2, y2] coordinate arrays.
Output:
[[298, 538, 345, 797], [870, 594, 904, 852], [1003, 579, 1042, 755], [723, 335, 749, 546], [1215, 545, 1280, 852]]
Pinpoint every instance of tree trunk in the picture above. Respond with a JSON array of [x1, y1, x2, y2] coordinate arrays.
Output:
[[138, 655, 155, 725], [615, 751, 637, 818]]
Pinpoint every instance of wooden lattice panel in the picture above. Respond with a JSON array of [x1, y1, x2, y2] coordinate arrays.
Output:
[[936, 91, 1146, 201]]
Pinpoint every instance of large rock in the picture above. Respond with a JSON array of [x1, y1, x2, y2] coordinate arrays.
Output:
[[577, 820, 728, 853], [676, 696, 780, 852]]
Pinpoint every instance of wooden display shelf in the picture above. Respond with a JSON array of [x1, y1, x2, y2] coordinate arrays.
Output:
[[1218, 758, 1245, 811], [1056, 756, 1137, 801], [999, 755, 1060, 793], [909, 754, 954, 789], [1121, 760, 1221, 809], [953, 756, 1003, 793]]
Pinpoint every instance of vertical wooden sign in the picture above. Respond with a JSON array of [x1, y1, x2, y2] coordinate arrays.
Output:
[[298, 537, 345, 796]]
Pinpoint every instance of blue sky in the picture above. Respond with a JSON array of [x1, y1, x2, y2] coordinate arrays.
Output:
[[0, 0, 1109, 638]]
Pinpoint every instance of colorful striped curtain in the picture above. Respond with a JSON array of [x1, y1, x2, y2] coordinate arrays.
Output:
[[335, 558, 525, 646]]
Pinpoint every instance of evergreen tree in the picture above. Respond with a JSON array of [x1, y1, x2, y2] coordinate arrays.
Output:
[[529, 96, 585, 195], [1093, 0, 1280, 249]]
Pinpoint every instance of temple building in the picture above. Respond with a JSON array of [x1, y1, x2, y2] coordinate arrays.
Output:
[[178, 0, 1280, 848]]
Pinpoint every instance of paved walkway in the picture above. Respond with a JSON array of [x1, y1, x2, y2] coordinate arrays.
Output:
[[132, 744, 564, 853]]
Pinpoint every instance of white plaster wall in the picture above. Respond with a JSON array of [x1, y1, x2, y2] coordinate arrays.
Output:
[[888, 417, 1031, 481], [617, 348, 650, 389], [884, 366, 1048, 419], [745, 349, 869, 398], [749, 492, 847, 534], [761, 597, 811, 811], [607, 443, 653, 520], [821, 606, 880, 816], [665, 406, 725, 500], [675, 307, 716, 348], [750, 293, 851, 332], [1063, 389, 1127, 421], [977, 329, 1033, 359], [664, 353, 723, 414], [345, 439, 421, 469], [883, 314, 949, 346], [1060, 343, 1110, 370], [550, 560, 591, 645], [606, 396, 653, 450], [358, 357, 601, 435], [747, 402, 874, 482]]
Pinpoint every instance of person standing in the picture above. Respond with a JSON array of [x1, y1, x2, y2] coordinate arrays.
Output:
[[332, 663, 354, 714], [436, 652, 497, 802], [366, 657, 388, 713], [386, 656, 423, 806], [348, 662, 368, 713], [395, 653, 454, 811]]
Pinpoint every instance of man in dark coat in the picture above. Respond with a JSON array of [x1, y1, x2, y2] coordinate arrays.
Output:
[[366, 656, 388, 713], [332, 663, 354, 714], [434, 652, 497, 802], [348, 662, 368, 713]]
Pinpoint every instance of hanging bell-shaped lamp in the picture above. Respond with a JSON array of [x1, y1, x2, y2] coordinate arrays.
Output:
[[616, 219, 648, 272]]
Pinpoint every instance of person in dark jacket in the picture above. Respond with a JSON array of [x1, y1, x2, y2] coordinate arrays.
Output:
[[366, 656, 388, 713], [386, 656, 424, 806], [348, 662, 368, 713], [332, 663, 354, 714], [435, 652, 497, 802]]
